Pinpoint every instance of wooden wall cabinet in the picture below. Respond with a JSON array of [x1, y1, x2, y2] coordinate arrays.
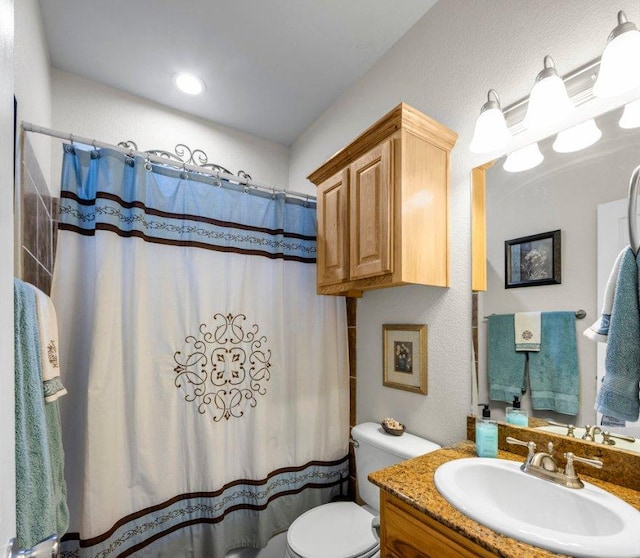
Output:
[[380, 491, 497, 558], [309, 103, 457, 296]]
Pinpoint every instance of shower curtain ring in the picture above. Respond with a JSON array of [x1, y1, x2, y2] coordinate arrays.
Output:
[[90, 139, 100, 159], [91, 139, 100, 159], [214, 171, 222, 187], [144, 153, 152, 171], [181, 162, 189, 180], [271, 187, 276, 200]]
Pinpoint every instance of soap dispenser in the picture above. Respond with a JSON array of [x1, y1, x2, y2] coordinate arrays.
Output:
[[476, 404, 498, 458], [506, 395, 529, 427]]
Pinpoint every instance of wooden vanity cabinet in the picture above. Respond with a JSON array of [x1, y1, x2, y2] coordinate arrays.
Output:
[[309, 103, 457, 296], [380, 491, 498, 558]]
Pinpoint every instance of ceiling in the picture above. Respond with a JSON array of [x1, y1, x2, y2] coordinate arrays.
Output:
[[39, 0, 437, 146]]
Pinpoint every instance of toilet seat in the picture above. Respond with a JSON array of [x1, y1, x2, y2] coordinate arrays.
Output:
[[285, 501, 379, 558]]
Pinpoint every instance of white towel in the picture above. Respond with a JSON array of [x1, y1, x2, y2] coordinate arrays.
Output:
[[584, 247, 626, 343], [514, 312, 541, 352], [33, 286, 67, 402]]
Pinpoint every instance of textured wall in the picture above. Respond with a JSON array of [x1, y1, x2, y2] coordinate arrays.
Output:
[[0, 0, 15, 546], [288, 0, 640, 446], [14, 0, 52, 189], [51, 70, 290, 197]]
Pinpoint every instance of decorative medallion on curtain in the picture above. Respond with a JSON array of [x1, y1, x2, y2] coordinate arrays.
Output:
[[53, 146, 349, 557]]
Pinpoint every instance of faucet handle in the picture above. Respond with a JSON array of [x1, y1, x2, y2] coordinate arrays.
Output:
[[562, 452, 603, 489], [602, 430, 635, 445], [566, 452, 603, 469], [547, 419, 576, 437], [506, 436, 536, 462]]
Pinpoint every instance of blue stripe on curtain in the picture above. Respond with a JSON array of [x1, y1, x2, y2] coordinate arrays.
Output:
[[58, 146, 317, 262], [59, 457, 348, 558]]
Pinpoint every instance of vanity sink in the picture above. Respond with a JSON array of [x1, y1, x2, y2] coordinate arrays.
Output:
[[434, 458, 640, 558]]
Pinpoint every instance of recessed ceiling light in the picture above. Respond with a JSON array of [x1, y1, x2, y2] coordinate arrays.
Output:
[[173, 73, 205, 95]]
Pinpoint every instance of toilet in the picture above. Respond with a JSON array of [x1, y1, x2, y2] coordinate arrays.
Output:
[[284, 422, 441, 558]]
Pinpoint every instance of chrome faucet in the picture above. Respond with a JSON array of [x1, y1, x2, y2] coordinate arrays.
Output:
[[506, 436, 603, 489], [582, 425, 602, 442]]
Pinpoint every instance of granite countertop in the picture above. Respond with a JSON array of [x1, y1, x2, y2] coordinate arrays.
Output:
[[369, 441, 640, 558]]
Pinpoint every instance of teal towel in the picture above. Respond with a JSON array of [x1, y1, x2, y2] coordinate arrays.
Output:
[[596, 247, 640, 421], [529, 312, 579, 415], [487, 314, 526, 403], [14, 279, 69, 549]]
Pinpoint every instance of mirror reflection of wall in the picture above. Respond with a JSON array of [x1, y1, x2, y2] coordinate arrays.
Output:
[[478, 104, 640, 428]]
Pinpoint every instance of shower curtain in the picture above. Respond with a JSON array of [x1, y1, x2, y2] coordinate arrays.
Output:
[[52, 145, 349, 557]]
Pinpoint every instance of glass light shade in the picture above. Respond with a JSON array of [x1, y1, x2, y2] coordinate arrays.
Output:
[[503, 143, 544, 173], [173, 73, 205, 95], [469, 107, 511, 154], [552, 119, 602, 153], [593, 24, 640, 98], [522, 73, 574, 131], [619, 98, 640, 128]]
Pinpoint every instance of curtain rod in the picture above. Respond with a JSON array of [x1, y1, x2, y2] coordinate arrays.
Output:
[[21, 122, 317, 202]]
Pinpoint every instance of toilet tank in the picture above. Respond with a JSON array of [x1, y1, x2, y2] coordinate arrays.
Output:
[[351, 422, 441, 511]]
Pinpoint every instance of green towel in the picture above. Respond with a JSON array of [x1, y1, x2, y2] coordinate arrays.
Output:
[[529, 311, 579, 415], [14, 279, 69, 549], [487, 314, 526, 403]]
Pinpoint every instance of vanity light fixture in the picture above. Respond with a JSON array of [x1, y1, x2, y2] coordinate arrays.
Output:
[[522, 56, 574, 132], [593, 11, 640, 98], [503, 143, 544, 173], [552, 118, 602, 153], [172, 73, 205, 95], [618, 98, 640, 128], [469, 9, 640, 153], [469, 89, 512, 154]]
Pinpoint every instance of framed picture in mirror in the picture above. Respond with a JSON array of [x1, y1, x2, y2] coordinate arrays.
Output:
[[382, 324, 427, 394], [505, 229, 561, 288]]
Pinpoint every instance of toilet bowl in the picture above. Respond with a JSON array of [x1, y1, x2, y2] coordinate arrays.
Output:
[[284, 422, 440, 558], [284, 501, 379, 558]]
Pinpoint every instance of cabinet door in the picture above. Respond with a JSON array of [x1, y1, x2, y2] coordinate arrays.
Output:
[[349, 141, 392, 279], [317, 169, 349, 286], [381, 492, 498, 558]]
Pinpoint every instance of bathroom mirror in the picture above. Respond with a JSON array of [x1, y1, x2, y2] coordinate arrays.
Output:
[[472, 101, 640, 454]]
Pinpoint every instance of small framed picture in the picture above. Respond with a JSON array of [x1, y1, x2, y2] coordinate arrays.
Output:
[[505, 230, 561, 288], [382, 324, 427, 394]]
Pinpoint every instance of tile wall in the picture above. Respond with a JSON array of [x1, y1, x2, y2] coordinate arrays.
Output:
[[20, 134, 57, 295]]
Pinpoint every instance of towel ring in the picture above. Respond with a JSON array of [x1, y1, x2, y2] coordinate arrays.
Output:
[[628, 164, 640, 256]]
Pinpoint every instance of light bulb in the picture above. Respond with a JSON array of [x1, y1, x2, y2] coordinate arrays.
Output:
[[594, 11, 640, 98], [552, 119, 602, 153], [173, 73, 205, 95], [522, 56, 574, 131], [503, 143, 544, 173], [470, 90, 511, 154], [619, 98, 640, 128]]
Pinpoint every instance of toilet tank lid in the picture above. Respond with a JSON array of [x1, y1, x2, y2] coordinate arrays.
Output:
[[352, 422, 441, 459]]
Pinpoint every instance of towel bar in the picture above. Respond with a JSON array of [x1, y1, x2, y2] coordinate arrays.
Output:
[[627, 164, 640, 256], [484, 310, 586, 320]]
